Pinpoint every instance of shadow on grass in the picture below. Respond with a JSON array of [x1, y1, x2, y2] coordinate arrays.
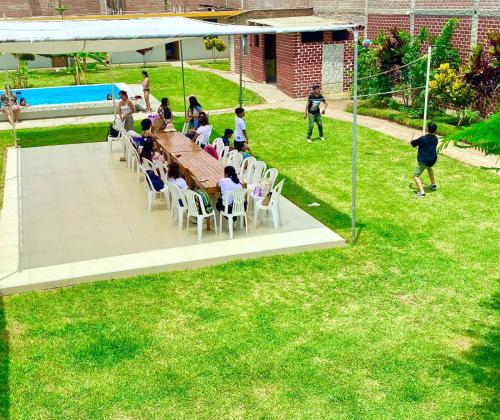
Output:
[[0, 295, 9, 418], [445, 293, 500, 417]]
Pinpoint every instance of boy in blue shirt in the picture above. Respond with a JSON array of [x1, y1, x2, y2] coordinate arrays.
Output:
[[410, 122, 439, 198]]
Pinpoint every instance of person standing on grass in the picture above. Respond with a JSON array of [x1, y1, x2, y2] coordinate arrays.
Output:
[[304, 84, 327, 144], [141, 71, 152, 113], [410, 122, 439, 199], [234, 107, 250, 151]]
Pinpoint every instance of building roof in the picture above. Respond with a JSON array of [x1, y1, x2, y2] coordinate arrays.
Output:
[[248, 16, 355, 28]]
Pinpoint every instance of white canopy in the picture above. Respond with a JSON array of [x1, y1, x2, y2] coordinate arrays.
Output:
[[0, 16, 358, 54]]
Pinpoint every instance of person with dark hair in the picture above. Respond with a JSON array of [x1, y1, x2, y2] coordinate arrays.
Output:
[[234, 107, 249, 151], [305, 84, 327, 143], [193, 115, 212, 147], [141, 70, 151, 112], [106, 94, 112, 101], [222, 128, 234, 147], [140, 137, 155, 163], [167, 162, 188, 190], [19, 98, 29, 107], [216, 166, 243, 213], [156, 97, 172, 130], [187, 96, 203, 129], [141, 118, 158, 140], [117, 90, 135, 131], [410, 122, 439, 198]]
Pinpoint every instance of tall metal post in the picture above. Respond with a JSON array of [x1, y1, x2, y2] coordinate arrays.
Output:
[[239, 35, 243, 107], [351, 31, 359, 245], [422, 46, 432, 135], [179, 40, 187, 120], [109, 52, 116, 118]]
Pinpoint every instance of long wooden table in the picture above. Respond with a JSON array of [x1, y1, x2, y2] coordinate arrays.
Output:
[[155, 131, 224, 194]]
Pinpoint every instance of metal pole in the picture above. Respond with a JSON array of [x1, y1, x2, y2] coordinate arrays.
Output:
[[351, 31, 359, 245], [109, 52, 116, 118], [422, 46, 432, 135], [239, 35, 243, 107], [179, 40, 187, 120], [2, 53, 17, 147]]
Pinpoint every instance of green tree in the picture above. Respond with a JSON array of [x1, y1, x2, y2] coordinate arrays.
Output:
[[11, 54, 35, 88], [204, 37, 227, 63]]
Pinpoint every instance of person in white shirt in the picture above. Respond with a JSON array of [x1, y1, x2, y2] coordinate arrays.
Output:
[[234, 107, 251, 152], [192, 116, 212, 147], [167, 162, 188, 190], [216, 166, 243, 213]]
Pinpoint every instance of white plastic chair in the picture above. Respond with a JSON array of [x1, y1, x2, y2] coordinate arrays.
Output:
[[248, 160, 267, 187], [227, 153, 243, 172], [165, 181, 187, 230], [140, 158, 156, 173], [140, 166, 169, 211], [212, 137, 224, 159], [263, 168, 279, 188], [156, 162, 171, 210], [239, 156, 256, 180], [254, 179, 285, 230], [219, 188, 248, 239], [182, 121, 189, 135], [183, 189, 217, 240], [219, 146, 230, 165]]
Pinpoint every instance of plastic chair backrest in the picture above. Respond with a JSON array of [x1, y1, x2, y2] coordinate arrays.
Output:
[[141, 158, 155, 172], [270, 179, 285, 206], [212, 138, 224, 150], [220, 146, 230, 163], [182, 122, 188, 135], [140, 166, 155, 192], [239, 156, 256, 179], [166, 180, 185, 206], [157, 162, 169, 182], [183, 189, 208, 217], [228, 153, 243, 171], [226, 188, 247, 215], [263, 168, 279, 188]]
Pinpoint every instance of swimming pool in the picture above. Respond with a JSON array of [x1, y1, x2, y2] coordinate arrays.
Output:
[[0, 84, 121, 106]]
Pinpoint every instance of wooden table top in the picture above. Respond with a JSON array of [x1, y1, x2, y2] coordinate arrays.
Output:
[[172, 150, 224, 194], [156, 131, 200, 154]]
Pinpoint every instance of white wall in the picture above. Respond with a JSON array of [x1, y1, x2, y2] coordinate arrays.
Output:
[[2, 54, 53, 70]]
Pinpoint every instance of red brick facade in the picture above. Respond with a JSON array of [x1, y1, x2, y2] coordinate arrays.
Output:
[[367, 14, 411, 39], [477, 17, 500, 47], [236, 31, 354, 98]]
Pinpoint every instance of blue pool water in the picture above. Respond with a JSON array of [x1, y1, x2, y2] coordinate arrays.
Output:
[[0, 84, 121, 106]]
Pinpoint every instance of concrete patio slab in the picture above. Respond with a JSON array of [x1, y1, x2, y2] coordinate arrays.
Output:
[[0, 142, 345, 294]]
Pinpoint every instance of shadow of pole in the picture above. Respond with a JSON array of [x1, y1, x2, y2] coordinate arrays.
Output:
[[0, 294, 9, 418]]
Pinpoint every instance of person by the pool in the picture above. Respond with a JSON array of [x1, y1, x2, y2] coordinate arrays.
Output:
[[1, 85, 21, 124], [141, 71, 152, 113], [117, 90, 135, 131], [106, 94, 112, 101], [20, 98, 29, 107]]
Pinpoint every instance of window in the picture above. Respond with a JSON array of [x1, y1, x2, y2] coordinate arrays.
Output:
[[242, 35, 248, 55], [301, 32, 323, 43], [332, 30, 349, 42], [254, 35, 260, 48]]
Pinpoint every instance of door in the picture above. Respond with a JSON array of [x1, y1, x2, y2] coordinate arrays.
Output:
[[322, 44, 344, 96], [165, 41, 179, 61], [264, 34, 276, 83]]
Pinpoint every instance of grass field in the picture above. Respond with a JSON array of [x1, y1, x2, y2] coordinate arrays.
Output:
[[346, 100, 462, 137], [187, 59, 231, 71], [0, 110, 499, 418], [20, 64, 263, 111]]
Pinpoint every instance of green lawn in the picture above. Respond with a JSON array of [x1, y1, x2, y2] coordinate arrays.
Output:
[[188, 59, 231, 71], [346, 100, 462, 137], [0, 110, 499, 418], [21, 64, 263, 111]]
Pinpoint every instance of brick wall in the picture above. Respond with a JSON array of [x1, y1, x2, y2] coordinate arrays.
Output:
[[0, 0, 102, 17], [234, 34, 266, 83], [367, 14, 411, 39], [477, 17, 500, 47], [414, 16, 472, 60]]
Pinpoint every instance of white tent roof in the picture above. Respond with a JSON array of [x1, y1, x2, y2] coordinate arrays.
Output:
[[0, 16, 358, 54]]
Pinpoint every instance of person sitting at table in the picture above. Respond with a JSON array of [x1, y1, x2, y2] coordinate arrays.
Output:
[[141, 118, 158, 140], [216, 166, 244, 214], [155, 97, 172, 131], [167, 162, 188, 190], [139, 132, 164, 165], [191, 116, 212, 147], [187, 96, 203, 129]]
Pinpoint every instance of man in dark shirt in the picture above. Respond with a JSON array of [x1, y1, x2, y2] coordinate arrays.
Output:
[[304, 84, 328, 144], [410, 122, 439, 198]]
